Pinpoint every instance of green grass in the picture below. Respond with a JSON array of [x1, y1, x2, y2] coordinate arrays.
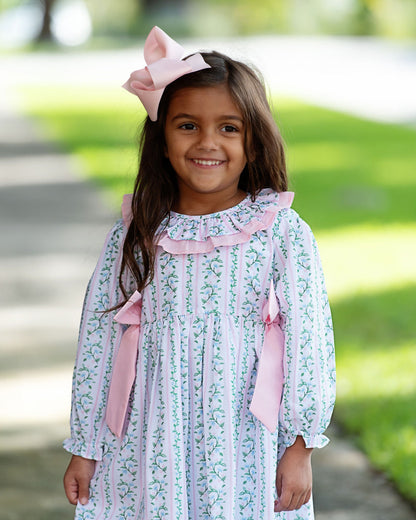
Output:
[[20, 86, 416, 505], [20, 88, 143, 204], [276, 99, 416, 231], [333, 284, 416, 500]]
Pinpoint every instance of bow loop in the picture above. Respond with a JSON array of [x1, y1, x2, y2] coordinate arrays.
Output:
[[127, 69, 154, 92], [262, 279, 280, 325], [123, 26, 211, 121], [144, 25, 184, 63]]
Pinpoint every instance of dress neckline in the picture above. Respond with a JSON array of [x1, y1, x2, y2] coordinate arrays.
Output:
[[169, 193, 251, 219], [120, 189, 295, 255], [156, 189, 295, 254]]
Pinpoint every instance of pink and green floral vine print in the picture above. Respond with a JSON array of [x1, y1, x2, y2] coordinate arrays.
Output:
[[64, 189, 335, 519]]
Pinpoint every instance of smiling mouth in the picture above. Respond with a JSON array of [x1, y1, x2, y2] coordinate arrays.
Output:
[[190, 159, 225, 167]]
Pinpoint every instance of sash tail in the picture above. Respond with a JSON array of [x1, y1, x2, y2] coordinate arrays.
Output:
[[106, 291, 142, 438], [249, 280, 285, 433]]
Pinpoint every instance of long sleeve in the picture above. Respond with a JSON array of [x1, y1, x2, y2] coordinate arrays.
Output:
[[63, 219, 126, 460], [272, 209, 336, 449]]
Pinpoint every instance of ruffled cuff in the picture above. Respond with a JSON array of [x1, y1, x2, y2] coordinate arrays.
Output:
[[278, 428, 330, 449], [63, 437, 105, 461]]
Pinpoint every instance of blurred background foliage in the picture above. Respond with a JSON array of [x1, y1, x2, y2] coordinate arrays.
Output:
[[1, 0, 416, 49]]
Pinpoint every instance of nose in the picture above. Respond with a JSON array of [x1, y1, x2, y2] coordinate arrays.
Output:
[[196, 128, 218, 151]]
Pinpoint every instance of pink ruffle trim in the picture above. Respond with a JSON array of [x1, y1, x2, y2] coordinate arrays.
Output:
[[158, 192, 294, 254], [122, 194, 133, 226], [121, 191, 294, 254]]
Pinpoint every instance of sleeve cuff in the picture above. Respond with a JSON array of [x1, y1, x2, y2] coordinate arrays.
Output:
[[63, 437, 104, 461], [278, 430, 330, 449]]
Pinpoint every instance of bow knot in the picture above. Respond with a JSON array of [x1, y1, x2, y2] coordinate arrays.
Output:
[[114, 290, 142, 326], [146, 58, 192, 90], [123, 26, 211, 121], [262, 283, 280, 326]]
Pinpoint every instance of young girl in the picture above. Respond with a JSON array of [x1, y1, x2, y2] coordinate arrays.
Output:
[[63, 26, 335, 520]]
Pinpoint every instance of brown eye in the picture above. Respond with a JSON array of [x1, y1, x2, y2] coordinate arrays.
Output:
[[222, 125, 238, 133], [179, 123, 196, 130]]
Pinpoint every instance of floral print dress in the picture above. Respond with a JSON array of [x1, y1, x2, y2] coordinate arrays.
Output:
[[64, 188, 335, 520]]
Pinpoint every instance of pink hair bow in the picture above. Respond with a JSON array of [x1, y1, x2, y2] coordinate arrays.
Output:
[[106, 291, 142, 438], [123, 26, 211, 121], [249, 280, 285, 433]]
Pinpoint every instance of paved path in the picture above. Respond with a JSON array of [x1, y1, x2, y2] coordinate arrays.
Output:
[[0, 82, 114, 519], [1, 38, 415, 519]]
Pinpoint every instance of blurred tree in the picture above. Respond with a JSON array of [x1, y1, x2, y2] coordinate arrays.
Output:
[[84, 0, 138, 37], [0, 0, 19, 12], [142, 0, 187, 13], [352, 1, 375, 35], [190, 0, 289, 35], [15, 0, 414, 45], [83, 0, 189, 39], [37, 0, 56, 41], [138, 0, 190, 36]]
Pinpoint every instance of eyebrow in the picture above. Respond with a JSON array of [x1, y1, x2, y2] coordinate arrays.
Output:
[[170, 113, 244, 124]]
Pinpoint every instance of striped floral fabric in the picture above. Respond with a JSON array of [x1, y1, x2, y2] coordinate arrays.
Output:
[[64, 188, 335, 519]]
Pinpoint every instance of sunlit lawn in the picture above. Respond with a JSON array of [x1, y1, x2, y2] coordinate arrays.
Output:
[[21, 86, 416, 505]]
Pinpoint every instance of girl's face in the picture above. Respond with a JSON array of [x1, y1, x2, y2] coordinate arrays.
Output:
[[164, 84, 247, 213]]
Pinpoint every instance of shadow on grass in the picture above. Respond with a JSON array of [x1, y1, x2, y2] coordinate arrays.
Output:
[[25, 89, 416, 228], [331, 283, 416, 503], [331, 283, 416, 350], [36, 110, 142, 149], [275, 103, 416, 231], [30, 108, 140, 202]]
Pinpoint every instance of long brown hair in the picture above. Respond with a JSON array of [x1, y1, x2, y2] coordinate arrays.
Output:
[[118, 51, 288, 302]]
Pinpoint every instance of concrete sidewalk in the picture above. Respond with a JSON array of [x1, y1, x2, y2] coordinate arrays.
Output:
[[0, 85, 115, 519], [1, 41, 416, 519]]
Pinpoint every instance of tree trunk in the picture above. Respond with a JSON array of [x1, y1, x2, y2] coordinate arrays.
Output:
[[37, 0, 55, 42]]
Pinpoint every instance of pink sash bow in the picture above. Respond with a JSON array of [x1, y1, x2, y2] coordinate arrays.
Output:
[[106, 291, 142, 438], [106, 283, 284, 436], [249, 280, 285, 433]]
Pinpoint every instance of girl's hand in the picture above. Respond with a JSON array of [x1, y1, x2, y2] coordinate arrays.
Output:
[[274, 436, 313, 513], [63, 455, 96, 506]]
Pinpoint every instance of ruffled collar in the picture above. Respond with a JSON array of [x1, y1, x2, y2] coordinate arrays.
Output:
[[122, 188, 294, 255]]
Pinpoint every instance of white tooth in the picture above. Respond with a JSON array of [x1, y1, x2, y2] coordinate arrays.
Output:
[[194, 159, 221, 165]]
